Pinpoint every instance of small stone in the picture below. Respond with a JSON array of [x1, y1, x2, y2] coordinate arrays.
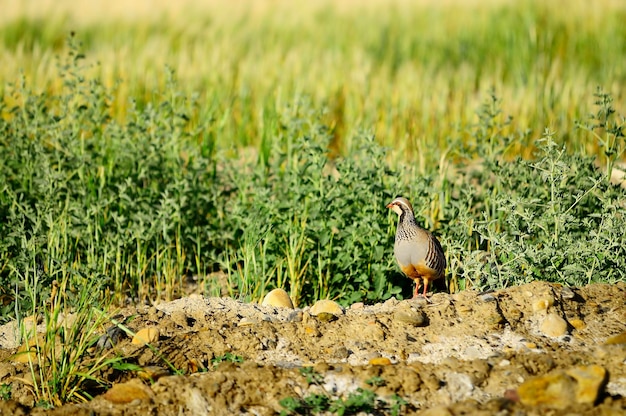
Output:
[[518, 365, 607, 409], [369, 357, 392, 366], [316, 312, 337, 322], [498, 359, 511, 367], [532, 297, 553, 312], [561, 286, 575, 299], [566, 365, 607, 404], [525, 342, 537, 349], [518, 371, 575, 409], [261, 289, 294, 308], [102, 379, 154, 404], [238, 317, 256, 327], [350, 302, 365, 310], [304, 326, 320, 337], [540, 313, 568, 337], [605, 331, 626, 345], [12, 336, 44, 364], [310, 300, 344, 317], [137, 366, 169, 382], [96, 326, 127, 350], [569, 318, 586, 331], [394, 308, 428, 327], [479, 293, 496, 302], [132, 327, 159, 345]]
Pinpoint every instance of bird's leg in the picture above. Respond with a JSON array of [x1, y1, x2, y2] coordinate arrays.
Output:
[[422, 279, 429, 297], [412, 280, 420, 299]]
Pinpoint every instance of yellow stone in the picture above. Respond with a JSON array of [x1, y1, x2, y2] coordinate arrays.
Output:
[[566, 365, 607, 405], [540, 313, 568, 337], [369, 357, 392, 366], [518, 372, 575, 409], [261, 288, 294, 308], [132, 327, 159, 345], [569, 318, 586, 331], [12, 335, 45, 364], [304, 326, 319, 337], [103, 379, 154, 404], [532, 298, 552, 312], [310, 299, 343, 317], [518, 366, 607, 409], [137, 366, 169, 382]]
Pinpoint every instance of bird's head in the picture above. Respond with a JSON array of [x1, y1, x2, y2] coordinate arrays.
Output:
[[386, 196, 414, 216]]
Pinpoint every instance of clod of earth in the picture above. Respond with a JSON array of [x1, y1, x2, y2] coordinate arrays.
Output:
[[0, 281, 625, 415]]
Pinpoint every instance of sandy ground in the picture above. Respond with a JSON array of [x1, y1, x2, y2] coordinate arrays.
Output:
[[0, 280, 625, 415]]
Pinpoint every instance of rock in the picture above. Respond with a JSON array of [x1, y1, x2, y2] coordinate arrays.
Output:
[[132, 327, 159, 345], [315, 312, 338, 322], [605, 331, 626, 345], [261, 289, 294, 308], [369, 357, 392, 366], [238, 317, 256, 326], [518, 371, 575, 409], [540, 313, 568, 337], [569, 318, 586, 331], [560, 286, 575, 299], [102, 379, 154, 404], [393, 307, 428, 327], [12, 335, 44, 364], [518, 365, 607, 409], [137, 366, 170, 382], [532, 298, 553, 312], [96, 325, 127, 350], [566, 365, 607, 404], [310, 300, 343, 317]]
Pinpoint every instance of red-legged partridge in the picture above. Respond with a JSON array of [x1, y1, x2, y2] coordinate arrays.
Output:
[[387, 196, 446, 298]]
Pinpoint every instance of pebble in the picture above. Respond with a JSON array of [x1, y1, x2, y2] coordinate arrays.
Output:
[[566, 365, 607, 404], [137, 366, 170, 382], [102, 379, 155, 404], [561, 286, 575, 299], [132, 327, 160, 345], [569, 318, 586, 331], [238, 317, 256, 327], [310, 299, 344, 317], [517, 365, 607, 409], [532, 297, 554, 312], [540, 313, 568, 337], [96, 326, 127, 350], [315, 312, 338, 322], [12, 335, 44, 364], [369, 357, 392, 366], [261, 289, 294, 308], [393, 308, 428, 327]]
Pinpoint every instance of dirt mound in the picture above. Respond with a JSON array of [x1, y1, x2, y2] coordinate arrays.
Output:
[[1, 281, 625, 415]]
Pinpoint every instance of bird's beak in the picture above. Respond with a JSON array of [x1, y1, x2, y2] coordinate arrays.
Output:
[[386, 203, 393, 209]]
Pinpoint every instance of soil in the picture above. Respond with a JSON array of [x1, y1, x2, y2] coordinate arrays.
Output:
[[0, 281, 625, 415]]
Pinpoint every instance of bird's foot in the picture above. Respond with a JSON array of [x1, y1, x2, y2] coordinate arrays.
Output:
[[411, 294, 432, 304]]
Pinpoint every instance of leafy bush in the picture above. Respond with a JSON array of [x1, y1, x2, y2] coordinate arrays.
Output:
[[1, 39, 625, 326]]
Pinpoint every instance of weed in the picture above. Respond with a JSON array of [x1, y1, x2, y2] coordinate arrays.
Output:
[[211, 353, 244, 368], [299, 367, 324, 385], [365, 375, 386, 387], [0, 384, 11, 401]]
